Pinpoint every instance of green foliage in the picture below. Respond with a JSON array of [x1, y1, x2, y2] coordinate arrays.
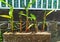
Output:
[[19, 0, 36, 19], [0, 15, 11, 18], [30, 14, 36, 21], [46, 10, 54, 17], [0, 0, 3, 2], [28, 23, 34, 29], [19, 0, 37, 32], [0, 0, 13, 19], [9, 7, 13, 18], [19, 11, 27, 17], [19, 0, 36, 17], [42, 10, 54, 31], [0, 0, 14, 32], [25, 0, 36, 9]]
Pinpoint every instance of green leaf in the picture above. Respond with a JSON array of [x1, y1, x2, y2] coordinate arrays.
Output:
[[30, 14, 36, 20], [19, 11, 27, 16], [46, 10, 54, 16], [0, 15, 11, 18], [19, 11, 24, 14], [28, 17, 33, 21], [9, 7, 13, 17], [27, 0, 36, 8], [0, 0, 13, 18], [0, 0, 11, 7], [21, 14, 27, 16], [0, 0, 4, 2], [28, 23, 34, 29], [27, 2, 32, 8]]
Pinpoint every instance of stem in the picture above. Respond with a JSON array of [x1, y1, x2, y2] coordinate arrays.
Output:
[[25, 8, 29, 32], [10, 16, 14, 32], [20, 17, 22, 32], [0, 0, 14, 32], [43, 11, 46, 31], [34, 20, 38, 33]]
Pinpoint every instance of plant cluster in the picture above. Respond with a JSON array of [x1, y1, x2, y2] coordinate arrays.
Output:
[[0, 0, 54, 33]]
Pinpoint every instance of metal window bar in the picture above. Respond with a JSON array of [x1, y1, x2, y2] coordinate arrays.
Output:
[[41, 0, 43, 8], [19, 0, 20, 8], [24, 0, 26, 7], [57, 0, 58, 9], [12, 0, 14, 7], [36, 0, 37, 8], [0, 0, 60, 10], [6, 0, 8, 7], [46, 0, 48, 9], [14, 0, 18, 8], [52, 0, 53, 9]]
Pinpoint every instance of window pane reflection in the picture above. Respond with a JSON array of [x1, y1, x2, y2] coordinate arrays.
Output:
[[14, 0, 18, 7], [43, 0, 46, 8], [37, 0, 41, 8], [58, 0, 60, 9], [26, 0, 30, 7], [1, 0, 6, 7], [8, 0, 12, 7], [32, 0, 36, 8], [53, 0, 57, 9], [20, 0, 24, 8], [48, 0, 52, 8]]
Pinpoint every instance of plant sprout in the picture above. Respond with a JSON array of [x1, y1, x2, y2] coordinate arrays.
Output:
[[29, 14, 38, 32], [19, 0, 36, 32], [25, 0, 36, 32], [42, 10, 54, 31], [0, 0, 14, 32], [19, 11, 23, 32]]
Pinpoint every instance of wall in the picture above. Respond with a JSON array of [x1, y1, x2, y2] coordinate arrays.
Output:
[[0, 9, 60, 21]]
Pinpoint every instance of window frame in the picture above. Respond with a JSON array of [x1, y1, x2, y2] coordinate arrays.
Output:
[[0, 0, 60, 10]]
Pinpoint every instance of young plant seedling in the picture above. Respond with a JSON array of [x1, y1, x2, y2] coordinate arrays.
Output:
[[42, 10, 54, 31], [19, 11, 23, 32], [29, 14, 38, 32], [0, 0, 14, 32], [19, 0, 36, 32]]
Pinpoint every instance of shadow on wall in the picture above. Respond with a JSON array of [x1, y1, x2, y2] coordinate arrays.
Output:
[[0, 10, 60, 21]]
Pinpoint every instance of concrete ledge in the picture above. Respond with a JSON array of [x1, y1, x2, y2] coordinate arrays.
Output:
[[57, 41, 60, 42], [3, 32, 51, 42]]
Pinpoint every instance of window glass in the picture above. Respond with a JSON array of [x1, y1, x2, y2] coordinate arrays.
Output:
[[26, 0, 30, 7], [37, 0, 41, 8], [43, 0, 46, 8], [48, 0, 52, 8], [53, 0, 57, 8], [20, 0, 24, 8], [1, 0, 6, 7], [32, 0, 36, 8], [8, 0, 12, 7], [14, 0, 18, 7], [58, 0, 60, 9]]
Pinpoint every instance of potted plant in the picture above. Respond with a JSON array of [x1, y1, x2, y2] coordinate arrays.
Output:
[[0, 0, 51, 42]]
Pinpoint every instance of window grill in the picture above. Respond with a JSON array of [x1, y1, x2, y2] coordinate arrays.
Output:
[[0, 0, 60, 10]]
